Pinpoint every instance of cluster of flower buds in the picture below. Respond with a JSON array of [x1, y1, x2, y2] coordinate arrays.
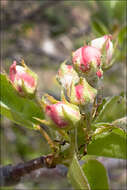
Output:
[[9, 60, 38, 97], [56, 34, 113, 112], [8, 34, 113, 130]]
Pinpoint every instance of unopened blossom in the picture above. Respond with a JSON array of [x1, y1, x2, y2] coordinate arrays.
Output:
[[72, 46, 102, 83], [91, 35, 113, 66], [43, 95, 81, 129], [9, 60, 38, 96], [72, 46, 101, 71], [70, 78, 97, 106], [56, 61, 79, 94], [96, 69, 103, 78]]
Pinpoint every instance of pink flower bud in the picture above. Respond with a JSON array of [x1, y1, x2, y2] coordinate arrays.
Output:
[[91, 35, 113, 65], [75, 84, 84, 101], [56, 61, 79, 90], [45, 103, 67, 127], [72, 46, 101, 73], [70, 78, 97, 106], [44, 98, 81, 129], [9, 61, 38, 96], [96, 69, 103, 78]]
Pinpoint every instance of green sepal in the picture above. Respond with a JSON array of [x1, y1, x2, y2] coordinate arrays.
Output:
[[42, 94, 59, 104]]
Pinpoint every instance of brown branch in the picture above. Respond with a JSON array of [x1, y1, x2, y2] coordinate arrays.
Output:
[[0, 154, 60, 187], [21, 164, 68, 183]]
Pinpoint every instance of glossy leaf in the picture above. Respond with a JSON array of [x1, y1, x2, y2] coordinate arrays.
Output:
[[68, 154, 90, 190], [82, 158, 109, 190], [87, 128, 127, 159], [0, 73, 44, 129]]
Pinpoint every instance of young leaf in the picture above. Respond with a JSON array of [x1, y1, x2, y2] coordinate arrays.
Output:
[[87, 128, 126, 159], [0, 73, 44, 129], [82, 158, 109, 190], [112, 116, 127, 132], [67, 154, 90, 190], [94, 95, 126, 123]]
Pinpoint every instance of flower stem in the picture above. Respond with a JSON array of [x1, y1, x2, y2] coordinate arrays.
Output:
[[36, 125, 57, 152], [74, 127, 78, 154], [86, 112, 91, 132], [34, 94, 44, 110], [70, 128, 78, 155]]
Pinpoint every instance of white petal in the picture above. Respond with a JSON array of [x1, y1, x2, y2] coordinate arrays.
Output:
[[91, 37, 106, 50], [16, 65, 26, 74]]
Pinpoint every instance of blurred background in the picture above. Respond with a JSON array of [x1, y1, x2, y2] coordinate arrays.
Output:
[[1, 0, 126, 189]]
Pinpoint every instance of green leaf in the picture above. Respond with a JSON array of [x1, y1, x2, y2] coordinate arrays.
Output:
[[77, 124, 87, 154], [82, 158, 109, 190], [94, 95, 126, 123], [92, 19, 109, 36], [87, 128, 127, 159], [0, 73, 44, 129], [118, 25, 127, 45], [67, 154, 90, 190]]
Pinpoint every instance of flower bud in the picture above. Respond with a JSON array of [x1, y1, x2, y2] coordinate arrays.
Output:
[[72, 46, 101, 72], [56, 61, 79, 94], [42, 95, 81, 129], [72, 46, 102, 84], [91, 35, 113, 67], [9, 60, 38, 97], [96, 68, 103, 78], [70, 78, 97, 106]]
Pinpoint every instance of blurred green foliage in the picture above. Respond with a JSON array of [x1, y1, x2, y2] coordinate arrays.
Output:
[[90, 1, 126, 62], [90, 1, 126, 32]]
